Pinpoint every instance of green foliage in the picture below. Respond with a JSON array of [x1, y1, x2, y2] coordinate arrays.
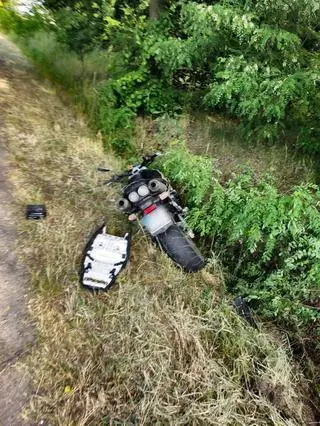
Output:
[[4, 0, 320, 153], [96, 84, 136, 155], [160, 140, 215, 204], [94, 65, 179, 155], [53, 7, 104, 57], [0, 5, 52, 35], [112, 69, 179, 115], [43, 1, 114, 52], [229, 0, 320, 35], [149, 1, 320, 145], [204, 57, 320, 142], [160, 144, 320, 327]]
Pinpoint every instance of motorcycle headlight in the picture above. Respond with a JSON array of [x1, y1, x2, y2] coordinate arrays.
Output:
[[128, 191, 139, 203], [137, 185, 150, 197]]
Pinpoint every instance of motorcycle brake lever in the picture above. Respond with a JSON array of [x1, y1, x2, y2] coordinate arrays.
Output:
[[103, 174, 123, 185]]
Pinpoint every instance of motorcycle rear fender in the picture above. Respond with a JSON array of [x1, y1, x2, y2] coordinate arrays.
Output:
[[142, 205, 173, 236]]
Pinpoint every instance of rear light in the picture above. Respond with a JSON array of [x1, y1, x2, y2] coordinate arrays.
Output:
[[144, 204, 156, 215], [137, 185, 150, 197], [128, 191, 139, 203]]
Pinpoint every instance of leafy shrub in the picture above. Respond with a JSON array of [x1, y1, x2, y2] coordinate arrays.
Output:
[[229, 0, 320, 34], [113, 69, 179, 115], [204, 57, 320, 143], [52, 6, 105, 58], [159, 144, 320, 327], [148, 2, 320, 146]]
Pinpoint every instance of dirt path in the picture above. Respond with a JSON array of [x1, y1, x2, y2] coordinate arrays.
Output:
[[0, 34, 34, 426]]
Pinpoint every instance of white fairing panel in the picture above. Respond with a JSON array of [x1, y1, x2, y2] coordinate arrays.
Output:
[[81, 226, 130, 290]]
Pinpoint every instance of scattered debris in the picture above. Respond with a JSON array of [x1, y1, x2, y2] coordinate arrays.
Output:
[[25, 204, 47, 220], [80, 224, 131, 291]]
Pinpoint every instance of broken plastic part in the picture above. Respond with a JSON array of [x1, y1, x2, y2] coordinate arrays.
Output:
[[26, 204, 47, 220], [80, 225, 131, 291]]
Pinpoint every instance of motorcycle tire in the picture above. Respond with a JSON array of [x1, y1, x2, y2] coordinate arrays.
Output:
[[156, 225, 205, 272]]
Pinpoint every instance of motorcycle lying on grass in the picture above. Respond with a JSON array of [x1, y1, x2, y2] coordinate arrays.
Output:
[[80, 153, 205, 291]]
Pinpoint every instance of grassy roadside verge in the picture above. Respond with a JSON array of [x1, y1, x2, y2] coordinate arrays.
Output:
[[1, 33, 318, 425]]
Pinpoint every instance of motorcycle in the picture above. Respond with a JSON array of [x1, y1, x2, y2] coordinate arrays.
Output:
[[101, 152, 205, 272]]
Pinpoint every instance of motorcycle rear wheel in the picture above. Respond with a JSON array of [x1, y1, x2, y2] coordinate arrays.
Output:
[[156, 225, 205, 272]]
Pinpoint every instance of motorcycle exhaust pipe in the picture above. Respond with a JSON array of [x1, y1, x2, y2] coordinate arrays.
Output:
[[117, 198, 131, 212], [148, 179, 168, 193]]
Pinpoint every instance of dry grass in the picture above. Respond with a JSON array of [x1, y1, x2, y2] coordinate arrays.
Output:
[[2, 45, 316, 425]]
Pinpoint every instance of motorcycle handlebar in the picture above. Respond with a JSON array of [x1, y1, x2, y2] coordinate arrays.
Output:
[[102, 152, 161, 185]]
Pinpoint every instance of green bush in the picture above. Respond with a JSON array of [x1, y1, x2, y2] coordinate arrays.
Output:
[[112, 69, 180, 115], [159, 143, 320, 328], [93, 83, 135, 155], [147, 2, 320, 146]]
